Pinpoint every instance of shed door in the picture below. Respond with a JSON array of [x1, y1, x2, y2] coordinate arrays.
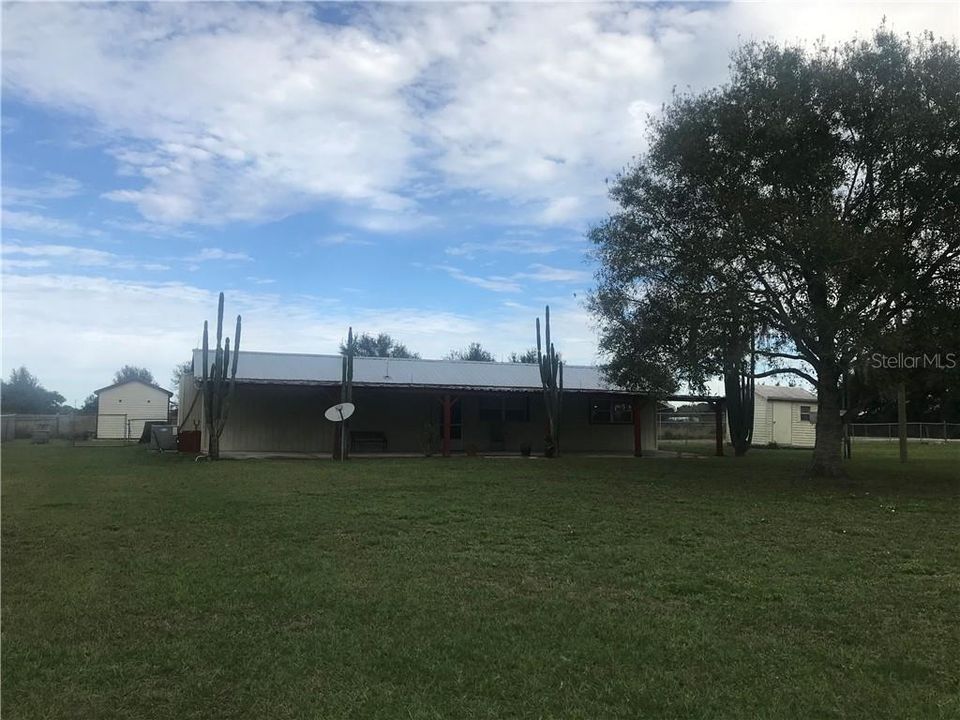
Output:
[[771, 402, 792, 445]]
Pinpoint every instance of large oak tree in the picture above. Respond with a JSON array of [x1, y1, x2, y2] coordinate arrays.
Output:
[[590, 28, 959, 476]]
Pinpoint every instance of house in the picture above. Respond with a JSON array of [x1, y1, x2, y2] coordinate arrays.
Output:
[[178, 350, 659, 456], [95, 380, 173, 439], [750, 384, 818, 448]]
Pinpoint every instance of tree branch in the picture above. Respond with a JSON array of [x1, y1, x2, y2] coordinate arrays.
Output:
[[749, 367, 819, 386]]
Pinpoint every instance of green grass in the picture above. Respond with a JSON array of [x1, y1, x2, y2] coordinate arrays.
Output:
[[3, 442, 958, 719]]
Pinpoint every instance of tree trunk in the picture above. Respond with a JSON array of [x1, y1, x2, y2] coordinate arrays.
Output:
[[810, 371, 844, 477], [208, 427, 220, 461]]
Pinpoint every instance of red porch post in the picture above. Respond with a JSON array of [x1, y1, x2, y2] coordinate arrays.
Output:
[[714, 401, 724, 457], [632, 395, 643, 457], [442, 393, 452, 458]]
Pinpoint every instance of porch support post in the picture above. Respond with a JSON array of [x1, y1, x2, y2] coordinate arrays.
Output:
[[442, 393, 452, 458], [632, 395, 643, 457], [714, 401, 724, 457]]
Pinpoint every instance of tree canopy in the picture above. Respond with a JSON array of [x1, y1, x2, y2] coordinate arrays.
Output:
[[171, 361, 193, 394], [113, 365, 155, 386], [590, 27, 960, 476], [340, 332, 420, 359], [79, 394, 98, 415], [447, 343, 495, 362], [1, 367, 65, 414], [509, 349, 539, 364]]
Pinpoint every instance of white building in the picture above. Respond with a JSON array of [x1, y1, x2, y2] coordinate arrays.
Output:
[[179, 350, 660, 456], [751, 384, 818, 448], [95, 380, 172, 439]]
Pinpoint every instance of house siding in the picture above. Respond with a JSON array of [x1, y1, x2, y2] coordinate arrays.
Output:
[[752, 393, 770, 445], [789, 401, 818, 447], [97, 382, 170, 439]]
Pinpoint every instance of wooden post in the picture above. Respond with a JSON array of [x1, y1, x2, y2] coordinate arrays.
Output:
[[632, 396, 643, 457], [898, 382, 908, 463], [442, 393, 452, 458], [714, 401, 724, 457]]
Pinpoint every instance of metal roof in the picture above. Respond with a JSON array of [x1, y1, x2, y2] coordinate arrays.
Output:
[[191, 349, 631, 394], [754, 384, 816, 401]]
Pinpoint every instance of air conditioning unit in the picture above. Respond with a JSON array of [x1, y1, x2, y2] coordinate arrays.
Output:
[[808, 412, 818, 423]]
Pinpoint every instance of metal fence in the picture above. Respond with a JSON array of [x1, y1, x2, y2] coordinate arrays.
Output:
[[849, 422, 959, 442], [657, 412, 724, 441]]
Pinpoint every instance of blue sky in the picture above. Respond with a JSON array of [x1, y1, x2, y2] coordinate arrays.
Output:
[[2, 1, 956, 403]]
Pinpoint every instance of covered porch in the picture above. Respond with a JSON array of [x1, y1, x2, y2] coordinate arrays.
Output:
[[193, 382, 658, 457]]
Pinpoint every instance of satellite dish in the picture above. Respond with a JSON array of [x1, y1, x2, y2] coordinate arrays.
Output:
[[325, 402, 355, 462], [324, 402, 355, 422]]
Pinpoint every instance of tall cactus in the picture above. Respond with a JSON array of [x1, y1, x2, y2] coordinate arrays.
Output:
[[536, 305, 563, 457], [201, 292, 241, 460], [337, 326, 355, 459]]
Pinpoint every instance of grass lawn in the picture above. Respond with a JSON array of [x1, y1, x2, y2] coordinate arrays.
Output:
[[3, 441, 958, 719]]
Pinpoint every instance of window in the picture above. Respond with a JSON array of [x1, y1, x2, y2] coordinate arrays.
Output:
[[800, 405, 812, 422], [479, 394, 530, 422], [590, 396, 633, 424]]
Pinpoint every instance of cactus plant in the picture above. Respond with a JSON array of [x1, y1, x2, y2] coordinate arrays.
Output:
[[536, 305, 563, 457], [336, 326, 355, 459], [201, 292, 241, 460]]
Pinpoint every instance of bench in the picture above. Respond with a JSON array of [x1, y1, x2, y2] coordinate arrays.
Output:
[[351, 431, 388, 453]]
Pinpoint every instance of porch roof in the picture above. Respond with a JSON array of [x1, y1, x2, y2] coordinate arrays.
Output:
[[191, 349, 635, 394]]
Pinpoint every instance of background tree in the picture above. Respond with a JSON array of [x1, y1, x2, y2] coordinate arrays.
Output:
[[848, 301, 960, 425], [171, 360, 193, 395], [446, 343, 495, 362], [78, 394, 98, 415], [339, 332, 420, 358], [509, 349, 539, 364], [590, 28, 960, 476], [113, 365, 155, 386], [0, 367, 65, 414]]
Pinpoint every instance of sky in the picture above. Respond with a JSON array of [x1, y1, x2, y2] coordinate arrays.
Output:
[[2, 1, 958, 404]]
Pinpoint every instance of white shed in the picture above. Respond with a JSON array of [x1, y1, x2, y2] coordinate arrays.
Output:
[[95, 380, 172, 439], [751, 384, 818, 448]]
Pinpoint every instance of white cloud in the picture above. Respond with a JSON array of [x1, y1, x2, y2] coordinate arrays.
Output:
[[1, 241, 170, 271], [524, 264, 591, 284], [1, 272, 598, 401], [436, 264, 522, 293], [445, 236, 567, 257], [4, 2, 951, 231], [188, 248, 252, 262], [316, 233, 372, 247], [2, 173, 82, 206], [1, 209, 101, 238], [3, 3, 425, 227], [437, 261, 591, 293]]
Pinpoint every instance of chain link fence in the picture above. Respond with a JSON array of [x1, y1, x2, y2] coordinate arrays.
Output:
[[849, 422, 959, 442]]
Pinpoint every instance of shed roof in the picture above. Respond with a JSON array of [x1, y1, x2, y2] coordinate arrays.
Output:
[[94, 379, 173, 397], [191, 350, 632, 394], [754, 384, 816, 401]]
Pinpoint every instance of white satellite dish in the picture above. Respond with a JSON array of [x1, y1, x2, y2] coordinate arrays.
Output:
[[324, 402, 355, 423], [324, 402, 355, 461]]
